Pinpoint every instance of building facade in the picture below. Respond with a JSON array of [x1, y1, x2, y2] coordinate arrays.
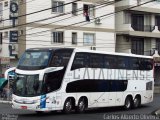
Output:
[[0, 0, 115, 75], [115, 0, 160, 85], [1, 0, 160, 86]]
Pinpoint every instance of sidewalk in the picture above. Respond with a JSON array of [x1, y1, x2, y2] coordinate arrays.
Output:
[[0, 99, 12, 104], [0, 98, 12, 104]]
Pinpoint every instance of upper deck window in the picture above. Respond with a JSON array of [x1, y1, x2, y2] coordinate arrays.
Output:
[[17, 51, 51, 70]]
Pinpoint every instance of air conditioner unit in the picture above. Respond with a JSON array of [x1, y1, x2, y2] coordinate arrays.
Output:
[[95, 18, 101, 25]]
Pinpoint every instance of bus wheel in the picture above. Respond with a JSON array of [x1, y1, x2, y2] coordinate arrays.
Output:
[[63, 98, 73, 114], [76, 98, 87, 113], [124, 96, 132, 110], [133, 96, 141, 108]]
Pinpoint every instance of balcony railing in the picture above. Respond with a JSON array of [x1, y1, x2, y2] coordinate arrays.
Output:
[[144, 50, 155, 56], [131, 49, 155, 56], [131, 24, 155, 32]]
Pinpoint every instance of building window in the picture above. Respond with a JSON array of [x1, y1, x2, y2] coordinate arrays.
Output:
[[52, 1, 64, 13], [52, 31, 63, 43], [131, 14, 144, 31], [131, 37, 144, 55], [72, 3, 77, 15], [0, 32, 2, 44], [83, 33, 95, 45], [4, 1, 8, 7], [72, 32, 77, 45], [83, 4, 95, 17]]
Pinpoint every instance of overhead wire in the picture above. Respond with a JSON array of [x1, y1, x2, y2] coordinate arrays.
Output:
[[0, 0, 112, 30], [23, 0, 155, 37], [1, 0, 157, 50], [0, 0, 37, 13], [0, 0, 81, 23]]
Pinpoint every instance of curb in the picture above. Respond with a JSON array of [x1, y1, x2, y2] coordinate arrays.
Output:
[[0, 100, 12, 104]]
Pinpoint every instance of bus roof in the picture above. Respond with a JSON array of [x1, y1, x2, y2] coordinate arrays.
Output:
[[74, 48, 153, 59], [26, 47, 153, 59], [26, 47, 74, 51]]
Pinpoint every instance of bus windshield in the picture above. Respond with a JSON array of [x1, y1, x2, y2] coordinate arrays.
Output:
[[13, 74, 43, 97], [17, 51, 51, 70]]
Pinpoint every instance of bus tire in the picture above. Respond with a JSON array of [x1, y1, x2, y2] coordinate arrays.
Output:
[[76, 97, 87, 113], [63, 98, 73, 114], [124, 96, 133, 110], [133, 95, 141, 108]]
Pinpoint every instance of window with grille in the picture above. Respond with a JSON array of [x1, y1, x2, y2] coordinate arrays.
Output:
[[52, 31, 63, 43], [72, 32, 77, 45], [52, 0, 64, 13], [72, 3, 77, 15], [83, 33, 95, 45]]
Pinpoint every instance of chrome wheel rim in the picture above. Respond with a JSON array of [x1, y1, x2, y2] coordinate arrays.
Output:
[[65, 101, 72, 112], [79, 100, 85, 111], [125, 99, 131, 108], [134, 98, 139, 107]]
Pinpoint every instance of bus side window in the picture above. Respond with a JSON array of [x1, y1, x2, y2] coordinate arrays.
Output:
[[50, 50, 72, 67], [71, 53, 85, 70], [130, 58, 139, 70], [143, 59, 153, 70], [104, 56, 110, 68], [104, 55, 116, 69], [90, 54, 104, 68], [137, 58, 153, 70], [117, 57, 128, 69], [71, 52, 90, 70]]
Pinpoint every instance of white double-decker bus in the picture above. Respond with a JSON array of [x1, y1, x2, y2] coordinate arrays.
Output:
[[7, 48, 154, 113]]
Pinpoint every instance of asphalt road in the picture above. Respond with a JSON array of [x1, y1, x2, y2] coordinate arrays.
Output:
[[0, 94, 160, 120]]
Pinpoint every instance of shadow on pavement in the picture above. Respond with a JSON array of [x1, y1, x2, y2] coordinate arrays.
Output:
[[18, 105, 151, 117]]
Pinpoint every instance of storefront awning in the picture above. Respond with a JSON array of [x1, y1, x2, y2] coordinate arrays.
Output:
[[0, 78, 7, 90]]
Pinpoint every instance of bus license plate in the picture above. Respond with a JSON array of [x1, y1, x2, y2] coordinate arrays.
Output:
[[21, 106, 27, 109]]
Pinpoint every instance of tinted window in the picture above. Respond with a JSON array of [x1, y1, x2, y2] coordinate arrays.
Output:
[[146, 81, 153, 90], [71, 52, 153, 71], [90, 54, 104, 68], [129, 58, 139, 70], [66, 80, 128, 93], [104, 55, 117, 69], [71, 53, 90, 70], [139, 59, 153, 70], [50, 49, 73, 67], [42, 68, 65, 93], [110, 80, 128, 92], [117, 57, 129, 69]]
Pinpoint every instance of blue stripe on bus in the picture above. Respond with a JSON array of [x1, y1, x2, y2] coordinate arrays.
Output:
[[40, 95, 46, 109]]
